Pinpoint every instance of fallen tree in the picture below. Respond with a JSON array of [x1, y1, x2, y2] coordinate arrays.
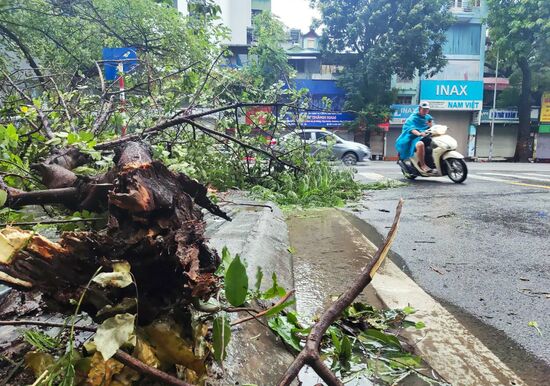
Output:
[[1, 141, 228, 324]]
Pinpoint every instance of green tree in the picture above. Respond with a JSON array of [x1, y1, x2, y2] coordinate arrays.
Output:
[[311, 0, 453, 141], [487, 0, 550, 161], [246, 11, 294, 89]]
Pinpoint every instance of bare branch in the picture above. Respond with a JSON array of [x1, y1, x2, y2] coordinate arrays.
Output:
[[278, 199, 404, 385]]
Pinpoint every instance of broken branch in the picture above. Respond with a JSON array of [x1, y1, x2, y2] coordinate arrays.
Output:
[[278, 199, 404, 386]]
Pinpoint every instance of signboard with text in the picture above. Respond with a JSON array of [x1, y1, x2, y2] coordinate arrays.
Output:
[[420, 80, 483, 111], [480, 109, 519, 123], [389, 104, 417, 125], [284, 111, 356, 127], [541, 92, 550, 123]]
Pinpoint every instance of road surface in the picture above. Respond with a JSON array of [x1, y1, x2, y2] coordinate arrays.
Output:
[[349, 161, 550, 385]]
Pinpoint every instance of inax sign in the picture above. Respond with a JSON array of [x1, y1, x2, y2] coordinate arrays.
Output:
[[420, 80, 483, 111]]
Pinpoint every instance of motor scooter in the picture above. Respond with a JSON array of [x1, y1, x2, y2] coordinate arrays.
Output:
[[397, 125, 468, 183]]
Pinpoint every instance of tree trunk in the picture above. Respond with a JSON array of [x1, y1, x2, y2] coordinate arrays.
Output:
[[514, 56, 532, 162], [0, 141, 229, 324]]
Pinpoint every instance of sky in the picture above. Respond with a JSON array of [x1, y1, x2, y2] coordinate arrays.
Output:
[[271, 0, 320, 32]]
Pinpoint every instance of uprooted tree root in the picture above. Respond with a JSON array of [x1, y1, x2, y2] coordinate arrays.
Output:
[[1, 141, 229, 323], [0, 136, 404, 385]]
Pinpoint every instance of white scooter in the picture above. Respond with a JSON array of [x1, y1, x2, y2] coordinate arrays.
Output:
[[397, 124, 468, 183]]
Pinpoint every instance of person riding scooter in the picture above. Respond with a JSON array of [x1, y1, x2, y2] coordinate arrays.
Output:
[[395, 101, 434, 174]]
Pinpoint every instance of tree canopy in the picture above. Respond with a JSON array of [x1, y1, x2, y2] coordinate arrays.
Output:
[[311, 0, 453, 131], [487, 0, 550, 161]]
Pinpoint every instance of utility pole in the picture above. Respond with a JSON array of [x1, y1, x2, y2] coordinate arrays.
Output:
[[489, 49, 499, 161]]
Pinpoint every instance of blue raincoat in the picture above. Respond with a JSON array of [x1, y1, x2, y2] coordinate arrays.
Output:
[[395, 108, 433, 160]]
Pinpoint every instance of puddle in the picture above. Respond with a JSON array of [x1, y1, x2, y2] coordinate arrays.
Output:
[[287, 209, 433, 385], [287, 209, 382, 322]]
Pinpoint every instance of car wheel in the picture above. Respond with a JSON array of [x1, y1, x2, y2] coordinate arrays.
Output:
[[341, 152, 358, 165]]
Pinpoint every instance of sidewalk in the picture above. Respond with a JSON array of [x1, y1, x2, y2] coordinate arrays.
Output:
[[206, 196, 528, 385]]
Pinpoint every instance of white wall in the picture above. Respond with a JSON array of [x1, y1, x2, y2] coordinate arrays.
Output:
[[176, 0, 251, 46]]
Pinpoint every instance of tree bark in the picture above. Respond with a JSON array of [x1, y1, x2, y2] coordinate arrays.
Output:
[[0, 142, 228, 324], [514, 56, 532, 162]]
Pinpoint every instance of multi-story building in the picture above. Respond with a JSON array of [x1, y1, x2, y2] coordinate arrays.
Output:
[[385, 0, 488, 160]]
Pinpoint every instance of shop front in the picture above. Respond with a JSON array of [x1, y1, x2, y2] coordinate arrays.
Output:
[[420, 80, 483, 155], [475, 109, 519, 159], [536, 93, 550, 161]]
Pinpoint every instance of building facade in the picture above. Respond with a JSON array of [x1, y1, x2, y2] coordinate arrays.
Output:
[[385, 0, 488, 160]]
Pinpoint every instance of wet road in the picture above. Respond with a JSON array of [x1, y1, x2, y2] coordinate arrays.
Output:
[[348, 161, 550, 385]]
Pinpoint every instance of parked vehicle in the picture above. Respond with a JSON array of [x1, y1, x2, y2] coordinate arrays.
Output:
[[397, 124, 468, 183], [277, 129, 371, 165]]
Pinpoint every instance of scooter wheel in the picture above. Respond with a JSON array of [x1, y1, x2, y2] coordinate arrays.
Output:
[[445, 158, 467, 183]]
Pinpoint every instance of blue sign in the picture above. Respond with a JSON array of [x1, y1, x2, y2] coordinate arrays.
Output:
[[102, 47, 138, 81], [480, 109, 519, 123], [390, 104, 417, 124], [285, 111, 356, 127], [420, 80, 483, 110]]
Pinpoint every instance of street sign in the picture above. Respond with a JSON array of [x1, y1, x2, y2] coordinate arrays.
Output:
[[284, 111, 356, 127], [102, 47, 138, 81], [480, 109, 519, 123], [420, 80, 483, 110], [389, 104, 417, 125]]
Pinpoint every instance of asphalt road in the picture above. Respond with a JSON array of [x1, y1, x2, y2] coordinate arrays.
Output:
[[348, 161, 550, 384]]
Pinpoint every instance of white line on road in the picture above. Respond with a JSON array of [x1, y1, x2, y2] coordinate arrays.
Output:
[[481, 172, 550, 183], [525, 173, 550, 180], [470, 174, 550, 189]]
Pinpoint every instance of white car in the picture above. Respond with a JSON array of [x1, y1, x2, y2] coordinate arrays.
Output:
[[278, 129, 371, 165]]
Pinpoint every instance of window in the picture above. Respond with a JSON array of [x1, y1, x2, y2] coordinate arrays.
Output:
[[443, 24, 482, 55], [296, 132, 313, 141], [306, 39, 316, 49], [452, 0, 463, 7], [289, 59, 305, 73], [315, 131, 328, 141], [397, 96, 413, 105]]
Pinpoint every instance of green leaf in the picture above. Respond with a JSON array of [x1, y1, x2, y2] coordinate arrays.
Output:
[[0, 190, 7, 207], [402, 306, 416, 315], [212, 315, 231, 362], [93, 313, 136, 360], [262, 272, 286, 299], [254, 266, 263, 292], [415, 321, 426, 329], [225, 255, 248, 306], [215, 246, 233, 276], [263, 299, 296, 318], [340, 334, 352, 368], [268, 315, 301, 352], [361, 329, 402, 349], [386, 353, 422, 368], [67, 132, 79, 145]]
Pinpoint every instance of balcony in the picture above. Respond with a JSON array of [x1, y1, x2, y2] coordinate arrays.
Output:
[[450, 1, 483, 21]]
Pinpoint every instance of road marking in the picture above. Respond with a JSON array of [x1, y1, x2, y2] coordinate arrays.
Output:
[[525, 173, 550, 180], [481, 172, 550, 183], [469, 174, 550, 189]]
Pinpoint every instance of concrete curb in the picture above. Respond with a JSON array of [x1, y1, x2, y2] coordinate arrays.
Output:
[[340, 210, 526, 386], [204, 193, 296, 385]]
